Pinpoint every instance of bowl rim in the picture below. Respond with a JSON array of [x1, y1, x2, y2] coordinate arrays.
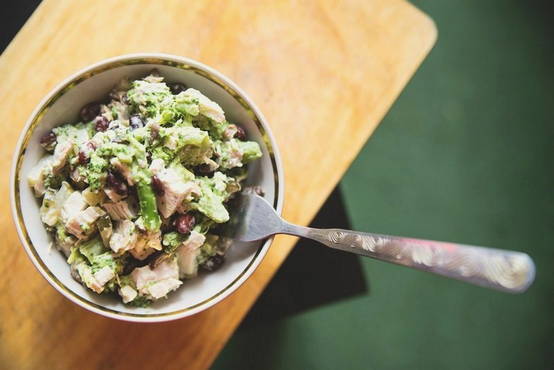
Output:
[[9, 53, 284, 323]]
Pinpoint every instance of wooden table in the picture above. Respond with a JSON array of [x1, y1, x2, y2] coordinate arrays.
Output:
[[0, 1, 436, 368]]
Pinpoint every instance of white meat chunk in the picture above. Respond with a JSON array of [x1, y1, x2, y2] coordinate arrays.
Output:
[[51, 140, 73, 173], [223, 124, 238, 140], [61, 191, 87, 221], [176, 231, 205, 279], [76, 264, 103, 293], [65, 206, 104, 240], [175, 184, 202, 214], [216, 140, 244, 169], [149, 158, 165, 175], [184, 230, 206, 250], [104, 187, 125, 202], [82, 187, 105, 206], [102, 199, 138, 221], [110, 101, 130, 123], [40, 181, 73, 226], [94, 266, 115, 287], [97, 214, 113, 248], [109, 220, 137, 254], [147, 279, 182, 300], [76, 263, 114, 294], [183, 88, 225, 123], [27, 155, 53, 197], [131, 258, 182, 300], [226, 148, 243, 169], [130, 230, 162, 260], [110, 158, 134, 185], [156, 167, 200, 218], [70, 167, 86, 185], [119, 285, 138, 304]]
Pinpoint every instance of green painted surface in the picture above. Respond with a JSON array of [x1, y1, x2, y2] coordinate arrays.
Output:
[[214, 1, 553, 369]]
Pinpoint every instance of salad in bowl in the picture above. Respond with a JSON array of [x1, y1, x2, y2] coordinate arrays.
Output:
[[27, 72, 262, 307]]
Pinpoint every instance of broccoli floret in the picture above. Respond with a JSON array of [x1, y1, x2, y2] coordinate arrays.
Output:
[[239, 141, 262, 162], [192, 186, 229, 223], [53, 122, 93, 144], [97, 142, 135, 164], [151, 146, 173, 164], [67, 246, 85, 265], [196, 234, 219, 265], [85, 153, 108, 190], [90, 252, 118, 274], [214, 139, 262, 169], [187, 172, 237, 223], [79, 237, 106, 264], [55, 224, 75, 247], [127, 78, 174, 122], [44, 172, 64, 189], [162, 232, 186, 254], [175, 93, 200, 116]]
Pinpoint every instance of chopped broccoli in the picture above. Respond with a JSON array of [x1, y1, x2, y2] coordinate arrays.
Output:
[[53, 122, 93, 145], [162, 232, 186, 253], [192, 186, 229, 223], [79, 237, 106, 264], [67, 247, 85, 265], [214, 139, 262, 169], [85, 153, 108, 190], [89, 252, 118, 274], [196, 234, 219, 265]]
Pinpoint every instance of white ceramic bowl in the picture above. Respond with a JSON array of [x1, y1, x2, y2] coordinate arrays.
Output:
[[10, 53, 284, 322]]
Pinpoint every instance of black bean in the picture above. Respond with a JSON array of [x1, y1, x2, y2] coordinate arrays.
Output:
[[114, 183, 128, 196], [105, 172, 118, 187], [174, 213, 195, 234], [94, 116, 109, 132], [130, 115, 144, 130], [201, 255, 225, 272], [148, 251, 169, 270], [122, 256, 144, 275], [151, 175, 165, 196], [77, 151, 89, 165], [80, 102, 101, 122], [106, 172, 128, 196], [197, 163, 214, 175], [168, 82, 187, 95], [39, 130, 57, 152], [234, 125, 246, 141]]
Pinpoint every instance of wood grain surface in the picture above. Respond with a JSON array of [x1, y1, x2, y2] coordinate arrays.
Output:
[[0, 1, 436, 369]]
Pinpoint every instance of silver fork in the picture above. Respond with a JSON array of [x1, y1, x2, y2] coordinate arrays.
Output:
[[229, 193, 535, 293]]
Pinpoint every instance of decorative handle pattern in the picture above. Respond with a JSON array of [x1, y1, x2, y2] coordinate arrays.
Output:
[[285, 225, 535, 293]]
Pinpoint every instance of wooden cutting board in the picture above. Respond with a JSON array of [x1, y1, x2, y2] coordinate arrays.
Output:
[[0, 1, 436, 369]]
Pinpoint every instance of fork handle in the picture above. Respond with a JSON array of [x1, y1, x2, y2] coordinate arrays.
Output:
[[281, 223, 535, 293]]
